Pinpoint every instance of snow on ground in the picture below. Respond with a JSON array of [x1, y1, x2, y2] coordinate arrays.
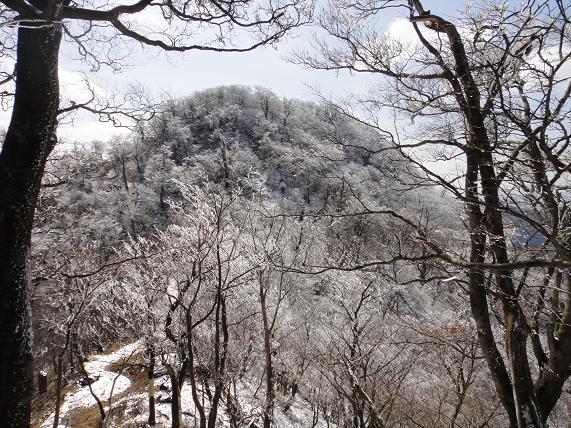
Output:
[[41, 341, 141, 428], [40, 341, 334, 427], [123, 373, 335, 427]]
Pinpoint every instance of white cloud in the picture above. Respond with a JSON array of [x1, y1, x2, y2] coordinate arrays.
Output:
[[58, 119, 127, 144], [0, 67, 126, 144], [59, 68, 106, 105], [385, 18, 418, 45]]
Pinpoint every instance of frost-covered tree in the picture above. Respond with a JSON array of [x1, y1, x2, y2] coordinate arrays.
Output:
[[297, 0, 571, 425], [28, 85, 479, 426], [0, 0, 311, 421]]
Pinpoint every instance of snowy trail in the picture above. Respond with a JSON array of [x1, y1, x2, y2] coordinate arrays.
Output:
[[41, 342, 140, 428]]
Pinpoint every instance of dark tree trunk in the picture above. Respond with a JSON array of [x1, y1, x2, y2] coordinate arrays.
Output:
[[54, 327, 74, 428], [535, 273, 571, 421], [147, 345, 156, 426], [465, 151, 517, 427], [159, 184, 166, 211], [221, 135, 231, 191], [186, 311, 207, 428], [159, 150, 166, 211], [0, 8, 62, 425], [259, 271, 274, 428], [208, 248, 230, 428], [120, 155, 129, 191], [38, 370, 48, 394], [351, 391, 363, 428], [52, 354, 64, 428], [226, 382, 242, 428], [413, 10, 544, 426], [77, 354, 106, 426], [167, 365, 183, 428], [208, 381, 223, 428], [207, 295, 229, 428]]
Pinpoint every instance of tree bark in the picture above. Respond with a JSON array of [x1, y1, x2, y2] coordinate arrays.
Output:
[[535, 273, 571, 421], [186, 311, 207, 428], [259, 271, 275, 428], [166, 364, 183, 428], [0, 6, 63, 425], [120, 154, 129, 191], [411, 8, 544, 425], [77, 354, 106, 426], [38, 370, 48, 394], [147, 345, 156, 426], [53, 354, 64, 428], [208, 247, 230, 428], [207, 295, 229, 428], [465, 153, 517, 427]]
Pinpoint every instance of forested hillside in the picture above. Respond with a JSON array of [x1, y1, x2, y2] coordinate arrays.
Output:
[[1, 0, 569, 427], [29, 86, 521, 427]]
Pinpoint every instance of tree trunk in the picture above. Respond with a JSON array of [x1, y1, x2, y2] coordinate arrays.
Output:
[[120, 155, 129, 191], [259, 271, 274, 428], [208, 248, 230, 428], [186, 311, 207, 428], [0, 7, 63, 425], [147, 345, 156, 426], [535, 273, 571, 421], [351, 391, 363, 428], [167, 365, 183, 428], [38, 370, 48, 394], [159, 150, 166, 210], [226, 382, 242, 428], [53, 354, 64, 428], [220, 134, 231, 191], [207, 295, 229, 428], [419, 11, 544, 426]]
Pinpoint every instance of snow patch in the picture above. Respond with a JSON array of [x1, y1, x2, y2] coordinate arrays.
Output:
[[41, 342, 140, 428]]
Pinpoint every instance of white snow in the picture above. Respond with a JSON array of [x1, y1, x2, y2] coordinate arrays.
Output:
[[40, 341, 335, 427], [41, 342, 140, 428], [114, 371, 336, 428]]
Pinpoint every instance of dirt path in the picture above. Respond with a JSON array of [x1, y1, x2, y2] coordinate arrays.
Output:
[[41, 342, 140, 428]]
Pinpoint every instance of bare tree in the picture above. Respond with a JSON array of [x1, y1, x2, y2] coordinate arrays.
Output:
[[0, 0, 310, 422], [296, 0, 571, 426], [128, 180, 261, 427]]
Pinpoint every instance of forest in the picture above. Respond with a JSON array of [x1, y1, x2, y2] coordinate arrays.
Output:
[[0, 0, 570, 428]]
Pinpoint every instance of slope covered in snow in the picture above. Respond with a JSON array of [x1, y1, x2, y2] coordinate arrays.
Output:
[[39, 342, 337, 427], [41, 342, 140, 427]]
